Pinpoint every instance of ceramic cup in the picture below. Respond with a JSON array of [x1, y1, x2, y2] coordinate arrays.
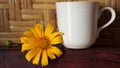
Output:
[[56, 1, 116, 49]]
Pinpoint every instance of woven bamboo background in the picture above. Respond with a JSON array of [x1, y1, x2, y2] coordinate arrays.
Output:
[[0, 0, 120, 46]]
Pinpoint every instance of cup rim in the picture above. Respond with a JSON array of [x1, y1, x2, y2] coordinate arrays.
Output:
[[56, 1, 99, 4]]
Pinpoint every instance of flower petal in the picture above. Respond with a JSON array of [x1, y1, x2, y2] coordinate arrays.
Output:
[[25, 48, 39, 62], [41, 50, 48, 67], [50, 36, 63, 45], [20, 37, 27, 43], [21, 37, 39, 46], [23, 31, 35, 38], [45, 22, 54, 37], [21, 43, 35, 52], [35, 24, 44, 38], [49, 46, 63, 57], [32, 49, 42, 65], [49, 32, 62, 41], [31, 27, 39, 38], [47, 49, 56, 60]]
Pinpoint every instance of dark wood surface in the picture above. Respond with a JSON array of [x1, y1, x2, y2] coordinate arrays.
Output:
[[0, 45, 120, 68]]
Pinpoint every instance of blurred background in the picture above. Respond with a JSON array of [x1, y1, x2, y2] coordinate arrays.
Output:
[[0, 0, 120, 46]]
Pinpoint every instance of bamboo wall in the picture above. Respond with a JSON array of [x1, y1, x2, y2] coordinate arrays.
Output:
[[0, 0, 120, 46]]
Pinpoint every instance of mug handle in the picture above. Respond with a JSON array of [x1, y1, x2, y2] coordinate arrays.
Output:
[[97, 7, 116, 36]]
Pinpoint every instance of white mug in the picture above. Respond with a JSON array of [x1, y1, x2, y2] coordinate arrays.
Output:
[[56, 1, 116, 49]]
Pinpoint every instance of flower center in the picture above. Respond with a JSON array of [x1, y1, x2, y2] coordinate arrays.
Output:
[[38, 37, 50, 49]]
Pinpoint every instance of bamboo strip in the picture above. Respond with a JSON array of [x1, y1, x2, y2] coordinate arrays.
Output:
[[33, 4, 55, 9], [10, 21, 37, 26], [21, 9, 44, 14], [20, 0, 25, 9], [49, 9, 57, 31], [78, 0, 105, 6], [0, 4, 9, 9], [27, 0, 32, 9], [0, 0, 8, 3], [23, 0, 28, 9], [15, 0, 21, 20], [115, 0, 120, 15], [50, 10, 56, 23], [111, 0, 116, 9], [21, 0, 30, 9], [21, 14, 43, 20], [60, 0, 65, 2], [111, 0, 117, 11], [10, 26, 32, 32], [9, 0, 15, 20], [0, 38, 20, 44], [105, 0, 111, 6], [0, 32, 22, 38], [0, 10, 4, 32], [44, 9, 50, 27], [33, 0, 58, 3], [71, 0, 78, 1], [67, 0, 73, 1], [3, 9, 9, 32]]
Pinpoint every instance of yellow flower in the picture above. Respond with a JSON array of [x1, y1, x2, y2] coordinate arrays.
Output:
[[20, 22, 63, 67]]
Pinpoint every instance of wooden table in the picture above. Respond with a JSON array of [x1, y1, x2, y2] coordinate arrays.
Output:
[[0, 45, 120, 68]]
